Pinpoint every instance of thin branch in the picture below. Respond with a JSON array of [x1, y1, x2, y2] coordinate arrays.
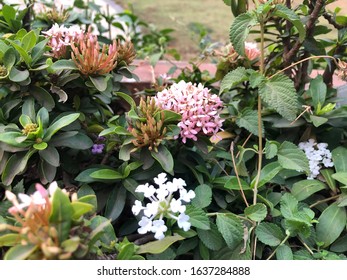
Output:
[[309, 194, 340, 209]]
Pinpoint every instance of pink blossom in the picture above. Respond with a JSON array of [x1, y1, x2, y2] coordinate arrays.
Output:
[[42, 23, 84, 59], [244, 42, 261, 61], [155, 81, 224, 143]]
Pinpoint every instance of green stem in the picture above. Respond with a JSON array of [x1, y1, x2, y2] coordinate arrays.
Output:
[[266, 233, 291, 260]]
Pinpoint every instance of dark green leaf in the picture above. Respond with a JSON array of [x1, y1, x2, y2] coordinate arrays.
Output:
[[185, 205, 210, 230], [278, 141, 309, 173], [151, 145, 174, 173], [332, 147, 347, 172], [39, 145, 60, 167], [90, 169, 124, 180], [259, 74, 299, 121], [236, 108, 263, 136], [229, 13, 258, 56], [4, 244, 37, 260], [9, 67, 29, 82], [219, 67, 248, 93], [192, 184, 212, 208], [216, 214, 243, 249], [90, 215, 116, 246], [316, 203, 347, 248], [244, 203, 267, 222], [276, 244, 293, 260], [89, 76, 108, 91], [44, 113, 80, 141], [197, 223, 224, 251], [291, 180, 326, 201], [251, 161, 282, 189], [307, 75, 326, 109], [104, 186, 127, 222], [50, 59, 78, 71], [255, 222, 285, 246]]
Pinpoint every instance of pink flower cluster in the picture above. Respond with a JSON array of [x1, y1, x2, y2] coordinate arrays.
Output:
[[244, 42, 261, 61], [42, 23, 84, 58], [155, 81, 224, 143]]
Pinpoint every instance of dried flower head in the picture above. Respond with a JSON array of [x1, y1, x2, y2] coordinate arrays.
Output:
[[71, 28, 119, 76], [116, 40, 136, 65], [35, 4, 69, 24], [0, 64, 7, 77], [155, 81, 224, 143], [129, 97, 167, 152], [337, 60, 347, 81], [42, 23, 84, 59]]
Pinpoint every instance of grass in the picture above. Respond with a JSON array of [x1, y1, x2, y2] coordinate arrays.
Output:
[[116, 0, 347, 60]]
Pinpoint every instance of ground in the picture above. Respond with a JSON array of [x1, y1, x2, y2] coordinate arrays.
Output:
[[116, 0, 347, 60]]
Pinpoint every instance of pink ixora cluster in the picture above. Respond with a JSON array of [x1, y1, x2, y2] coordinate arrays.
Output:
[[155, 80, 224, 143], [42, 23, 84, 59]]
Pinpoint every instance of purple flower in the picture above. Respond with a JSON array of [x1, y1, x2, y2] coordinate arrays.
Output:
[[91, 144, 105, 154]]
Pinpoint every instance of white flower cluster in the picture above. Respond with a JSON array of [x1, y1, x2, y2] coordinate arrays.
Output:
[[132, 173, 195, 240], [298, 139, 334, 179]]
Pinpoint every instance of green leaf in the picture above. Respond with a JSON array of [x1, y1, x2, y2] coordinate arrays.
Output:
[[332, 147, 347, 172], [229, 13, 258, 56], [250, 161, 282, 189], [244, 203, 267, 222], [89, 217, 116, 246], [71, 201, 94, 220], [224, 176, 251, 190], [119, 143, 136, 161], [2, 5, 16, 26], [307, 75, 326, 109], [117, 243, 136, 260], [44, 113, 80, 142], [276, 244, 293, 260], [104, 187, 127, 222], [4, 244, 37, 260], [151, 145, 174, 173], [31, 38, 49, 64], [197, 223, 224, 251], [310, 115, 328, 127], [30, 86, 55, 111], [192, 184, 212, 208], [273, 4, 306, 42], [259, 74, 299, 121], [321, 169, 337, 193], [236, 108, 263, 136], [280, 193, 298, 219], [49, 188, 73, 243], [89, 76, 108, 91], [255, 222, 285, 246], [3, 48, 16, 70], [50, 59, 78, 71], [9, 67, 29, 82], [185, 205, 210, 230], [278, 141, 309, 173], [115, 91, 136, 108], [291, 179, 326, 201], [0, 233, 20, 246], [6, 40, 32, 66], [137, 235, 184, 254], [316, 203, 347, 248], [331, 234, 347, 253], [216, 214, 243, 249], [161, 110, 181, 123], [2, 149, 36, 186], [89, 216, 116, 246], [219, 67, 248, 93], [39, 145, 60, 167], [21, 30, 37, 52], [90, 169, 124, 180], [33, 142, 48, 150]]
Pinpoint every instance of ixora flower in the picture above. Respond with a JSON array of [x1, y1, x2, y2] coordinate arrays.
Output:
[[298, 139, 334, 179], [42, 23, 84, 59], [71, 29, 119, 76], [155, 81, 224, 143], [244, 42, 261, 61], [132, 173, 195, 240]]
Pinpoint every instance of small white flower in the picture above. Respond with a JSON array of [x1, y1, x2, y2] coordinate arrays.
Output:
[[156, 186, 169, 201], [177, 213, 191, 231], [48, 181, 58, 196], [166, 181, 178, 193], [169, 198, 186, 213], [144, 201, 160, 217], [136, 183, 156, 198], [173, 178, 186, 189], [179, 189, 196, 202], [132, 200, 144, 215], [154, 173, 167, 186], [138, 217, 153, 234], [151, 219, 168, 240]]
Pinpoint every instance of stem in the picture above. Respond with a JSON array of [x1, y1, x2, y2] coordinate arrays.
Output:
[[266, 233, 290, 260], [106, 5, 112, 39], [298, 237, 314, 255], [230, 142, 249, 207], [309, 194, 340, 209], [269, 55, 338, 80]]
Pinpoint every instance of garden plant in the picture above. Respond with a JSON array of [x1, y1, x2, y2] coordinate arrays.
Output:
[[0, 0, 347, 260]]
